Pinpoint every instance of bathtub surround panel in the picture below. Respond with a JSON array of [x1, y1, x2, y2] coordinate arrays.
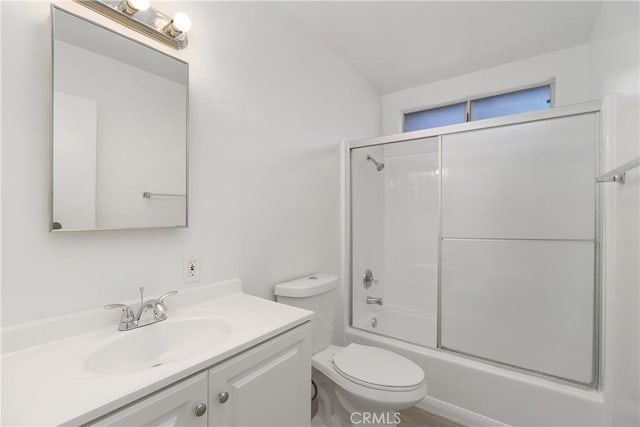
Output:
[[351, 138, 439, 348], [350, 146, 386, 333], [1, 1, 380, 326], [383, 139, 438, 345], [441, 113, 597, 240], [441, 239, 595, 384]]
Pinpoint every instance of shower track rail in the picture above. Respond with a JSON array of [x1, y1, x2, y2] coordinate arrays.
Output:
[[142, 192, 186, 199], [596, 156, 640, 184]]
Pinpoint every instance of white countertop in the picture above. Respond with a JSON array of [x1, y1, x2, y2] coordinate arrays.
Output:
[[1, 279, 313, 426]]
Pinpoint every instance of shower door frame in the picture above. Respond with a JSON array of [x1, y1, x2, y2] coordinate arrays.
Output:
[[342, 100, 603, 389]]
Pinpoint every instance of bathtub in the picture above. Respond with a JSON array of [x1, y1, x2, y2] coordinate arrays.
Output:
[[353, 305, 437, 347], [345, 324, 606, 426]]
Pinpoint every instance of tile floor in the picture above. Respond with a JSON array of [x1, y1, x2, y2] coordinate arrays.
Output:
[[398, 407, 463, 427]]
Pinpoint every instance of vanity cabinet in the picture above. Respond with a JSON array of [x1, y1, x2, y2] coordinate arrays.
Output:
[[209, 323, 311, 426], [90, 373, 208, 426], [88, 324, 311, 427]]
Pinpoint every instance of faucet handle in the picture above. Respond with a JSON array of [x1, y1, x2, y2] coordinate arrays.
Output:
[[156, 291, 178, 312], [105, 303, 131, 310], [104, 304, 135, 321]]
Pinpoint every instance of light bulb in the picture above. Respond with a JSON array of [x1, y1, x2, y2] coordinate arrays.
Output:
[[122, 0, 150, 14], [171, 12, 191, 33], [129, 0, 150, 11]]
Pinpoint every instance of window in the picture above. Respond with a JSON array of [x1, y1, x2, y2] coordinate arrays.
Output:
[[402, 84, 552, 132], [471, 85, 551, 121], [403, 102, 466, 132]]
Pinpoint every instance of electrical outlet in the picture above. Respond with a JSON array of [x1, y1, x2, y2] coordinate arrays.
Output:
[[183, 254, 200, 283]]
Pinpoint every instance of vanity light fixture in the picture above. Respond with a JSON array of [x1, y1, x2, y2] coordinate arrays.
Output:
[[74, 0, 191, 50]]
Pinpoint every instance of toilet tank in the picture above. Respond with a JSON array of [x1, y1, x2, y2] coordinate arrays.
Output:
[[274, 274, 337, 354]]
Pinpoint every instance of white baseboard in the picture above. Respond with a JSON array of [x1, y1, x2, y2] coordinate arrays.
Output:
[[416, 396, 511, 427]]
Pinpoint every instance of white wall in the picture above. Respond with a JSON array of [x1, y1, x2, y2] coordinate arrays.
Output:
[[382, 44, 590, 135], [589, 2, 640, 426], [0, 1, 380, 326]]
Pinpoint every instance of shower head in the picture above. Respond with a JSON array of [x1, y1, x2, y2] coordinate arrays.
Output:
[[366, 154, 385, 171]]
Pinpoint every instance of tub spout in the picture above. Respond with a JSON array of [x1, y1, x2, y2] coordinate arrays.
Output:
[[366, 296, 383, 305]]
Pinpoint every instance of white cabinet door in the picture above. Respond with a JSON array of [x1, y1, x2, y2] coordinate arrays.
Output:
[[209, 324, 311, 427], [89, 373, 208, 426]]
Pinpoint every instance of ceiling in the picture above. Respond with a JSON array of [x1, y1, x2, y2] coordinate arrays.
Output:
[[278, 1, 602, 94]]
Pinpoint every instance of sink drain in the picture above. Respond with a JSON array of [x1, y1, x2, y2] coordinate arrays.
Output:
[[152, 363, 164, 368]]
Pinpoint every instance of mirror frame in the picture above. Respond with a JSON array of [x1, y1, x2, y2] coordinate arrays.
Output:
[[49, 5, 189, 232]]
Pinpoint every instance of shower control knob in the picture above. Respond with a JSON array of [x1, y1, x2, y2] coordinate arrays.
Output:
[[363, 269, 378, 289], [219, 392, 229, 403], [195, 403, 207, 417]]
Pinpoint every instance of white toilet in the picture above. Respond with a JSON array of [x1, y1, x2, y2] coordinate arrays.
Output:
[[274, 274, 427, 426]]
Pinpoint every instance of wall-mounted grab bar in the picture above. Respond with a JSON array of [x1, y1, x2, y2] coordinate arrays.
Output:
[[142, 192, 186, 199], [596, 157, 640, 184]]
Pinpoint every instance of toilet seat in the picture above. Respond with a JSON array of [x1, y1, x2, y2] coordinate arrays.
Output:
[[331, 344, 425, 392], [312, 344, 427, 412]]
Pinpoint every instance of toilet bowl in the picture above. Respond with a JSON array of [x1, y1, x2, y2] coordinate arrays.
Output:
[[314, 344, 427, 412], [274, 274, 427, 426]]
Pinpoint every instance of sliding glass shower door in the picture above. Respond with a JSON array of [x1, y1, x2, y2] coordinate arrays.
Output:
[[439, 114, 597, 385], [350, 108, 599, 386]]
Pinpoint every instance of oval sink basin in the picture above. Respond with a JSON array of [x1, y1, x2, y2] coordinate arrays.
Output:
[[85, 317, 231, 375]]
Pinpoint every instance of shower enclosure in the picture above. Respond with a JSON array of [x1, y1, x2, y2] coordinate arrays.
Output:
[[347, 103, 600, 388]]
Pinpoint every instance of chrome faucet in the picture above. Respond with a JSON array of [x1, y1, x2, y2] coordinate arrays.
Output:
[[105, 287, 177, 331]]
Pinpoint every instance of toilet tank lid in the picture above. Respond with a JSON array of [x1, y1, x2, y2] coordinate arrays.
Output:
[[274, 274, 338, 298]]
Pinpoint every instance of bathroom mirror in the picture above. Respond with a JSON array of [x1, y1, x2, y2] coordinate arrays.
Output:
[[51, 6, 188, 231]]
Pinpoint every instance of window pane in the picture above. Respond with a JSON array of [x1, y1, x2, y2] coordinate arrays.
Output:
[[471, 85, 551, 121], [403, 102, 466, 132]]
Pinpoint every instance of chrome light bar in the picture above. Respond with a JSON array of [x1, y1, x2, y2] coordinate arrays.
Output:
[[74, 0, 190, 50]]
